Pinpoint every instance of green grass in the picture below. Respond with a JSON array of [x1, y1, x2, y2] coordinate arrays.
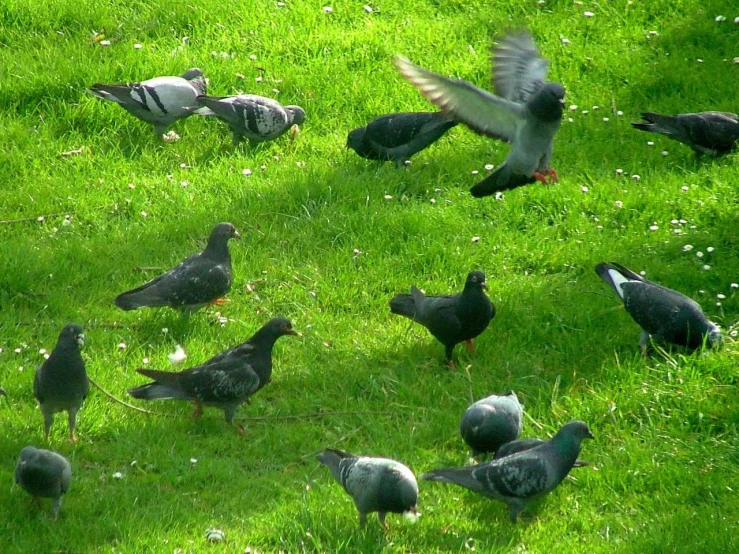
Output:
[[1, 0, 738, 552]]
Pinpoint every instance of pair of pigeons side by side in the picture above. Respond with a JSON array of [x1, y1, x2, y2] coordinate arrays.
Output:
[[389, 271, 495, 366], [89, 69, 305, 144], [316, 419, 594, 527]]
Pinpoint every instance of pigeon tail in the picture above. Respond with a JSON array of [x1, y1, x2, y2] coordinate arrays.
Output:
[[114, 291, 152, 311], [421, 467, 485, 493], [470, 165, 536, 197], [127, 382, 189, 401], [389, 293, 418, 319], [631, 113, 677, 136], [594, 262, 642, 300]]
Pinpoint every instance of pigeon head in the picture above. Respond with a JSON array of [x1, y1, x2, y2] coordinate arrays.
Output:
[[464, 271, 488, 291], [707, 324, 723, 348], [59, 324, 85, 349], [181, 68, 207, 95], [264, 317, 299, 337], [18, 446, 38, 464], [346, 127, 366, 150], [209, 222, 241, 244], [181, 68, 204, 80], [286, 106, 306, 126], [556, 420, 595, 444], [528, 83, 565, 122]]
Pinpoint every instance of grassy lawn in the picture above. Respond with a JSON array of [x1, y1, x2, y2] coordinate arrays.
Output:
[[1, 0, 738, 552]]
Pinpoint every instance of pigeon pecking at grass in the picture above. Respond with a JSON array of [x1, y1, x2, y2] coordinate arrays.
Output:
[[15, 446, 72, 518], [460, 391, 523, 456], [128, 318, 297, 427], [595, 262, 722, 354], [495, 437, 588, 468], [389, 271, 495, 366], [631, 111, 739, 156], [346, 111, 457, 167], [396, 30, 565, 196], [423, 420, 594, 523], [196, 94, 305, 145], [115, 222, 240, 312], [89, 68, 207, 138], [33, 324, 88, 442], [316, 448, 420, 528]]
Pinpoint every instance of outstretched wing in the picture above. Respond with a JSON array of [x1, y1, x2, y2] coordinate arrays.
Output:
[[493, 31, 549, 104]]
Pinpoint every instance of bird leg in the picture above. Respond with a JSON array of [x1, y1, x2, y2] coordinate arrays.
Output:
[[447, 359, 457, 370], [208, 297, 230, 307], [237, 425, 246, 436], [639, 331, 651, 357], [377, 512, 388, 530], [465, 339, 475, 354], [533, 168, 559, 184], [545, 168, 559, 182], [67, 408, 78, 443], [192, 402, 203, 418], [533, 172, 549, 184]]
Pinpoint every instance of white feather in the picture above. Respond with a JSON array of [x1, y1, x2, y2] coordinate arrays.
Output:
[[606, 268, 632, 299]]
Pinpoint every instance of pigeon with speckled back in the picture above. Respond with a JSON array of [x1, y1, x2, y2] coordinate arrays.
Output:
[[33, 324, 88, 442], [460, 391, 523, 455], [495, 438, 588, 468], [197, 94, 305, 145], [423, 420, 594, 522], [631, 112, 739, 156], [15, 446, 72, 517], [89, 68, 207, 137], [390, 271, 495, 365], [115, 222, 240, 312], [595, 262, 721, 353], [346, 112, 457, 166], [317, 448, 419, 527], [128, 318, 297, 425], [396, 31, 565, 196]]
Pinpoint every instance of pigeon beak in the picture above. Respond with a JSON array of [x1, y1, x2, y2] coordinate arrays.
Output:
[[286, 329, 300, 337], [76, 333, 86, 347], [586, 429, 595, 440], [559, 98, 566, 105], [232, 230, 241, 240], [480, 281, 488, 290]]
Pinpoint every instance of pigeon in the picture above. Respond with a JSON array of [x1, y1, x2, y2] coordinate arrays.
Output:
[[115, 222, 240, 312], [423, 420, 594, 522], [316, 448, 419, 527], [89, 68, 207, 137], [631, 112, 739, 156], [495, 438, 588, 468], [595, 262, 722, 353], [197, 94, 306, 145], [33, 324, 88, 442], [128, 317, 297, 425], [346, 111, 457, 167], [15, 446, 72, 517], [460, 391, 523, 456], [395, 31, 566, 196], [389, 271, 495, 365]]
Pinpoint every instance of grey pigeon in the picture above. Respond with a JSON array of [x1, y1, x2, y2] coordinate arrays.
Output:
[[460, 391, 523, 455], [89, 68, 207, 137], [128, 318, 297, 425], [423, 420, 594, 522], [595, 262, 721, 353], [316, 448, 419, 527], [197, 94, 305, 145], [389, 271, 495, 366], [15, 446, 72, 517], [115, 222, 240, 311], [346, 111, 457, 167], [33, 324, 88, 442], [396, 31, 565, 196], [495, 438, 588, 468], [631, 112, 739, 156]]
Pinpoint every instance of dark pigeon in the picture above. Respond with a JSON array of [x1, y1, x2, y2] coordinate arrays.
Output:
[[495, 438, 588, 468], [631, 112, 739, 156], [33, 324, 88, 442], [595, 262, 721, 353], [390, 271, 495, 365], [346, 111, 457, 167], [316, 448, 419, 527], [460, 391, 523, 456], [423, 420, 594, 522], [197, 94, 305, 145], [89, 68, 207, 137], [15, 446, 72, 517], [115, 222, 240, 312], [396, 31, 565, 196], [128, 318, 297, 425]]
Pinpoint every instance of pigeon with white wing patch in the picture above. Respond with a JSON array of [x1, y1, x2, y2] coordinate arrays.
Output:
[[89, 68, 207, 138], [595, 262, 721, 353], [396, 31, 565, 196]]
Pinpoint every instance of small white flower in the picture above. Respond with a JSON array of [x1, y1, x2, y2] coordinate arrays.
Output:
[[190, 458, 198, 464], [142, 357, 149, 364], [683, 244, 694, 251], [471, 236, 480, 243], [717, 294, 726, 300], [615, 168, 624, 175], [14, 348, 22, 354], [584, 11, 594, 17], [206, 529, 225, 543], [39, 348, 46, 355], [593, 105, 600, 111], [168, 345, 187, 365], [140, 211, 147, 218], [617, 110, 624, 116], [384, 194, 392, 200], [649, 225, 658, 231], [615, 200, 623, 208], [640, 271, 646, 276], [581, 186, 589, 193], [696, 251, 704, 258], [569, 105, 578, 111], [730, 283, 738, 289], [567, 117, 574, 123], [632, 174, 641, 181], [99, 40, 111, 46], [679, 219, 687, 224], [322, 6, 333, 12], [364, 5, 373, 13], [715, 15, 726, 22], [697, 59, 703, 63], [242, 168, 252, 176], [113, 472, 123, 479], [561, 37, 571, 45], [647, 141, 654, 146], [429, 198, 436, 204], [484, 164, 494, 171], [706, 246, 714, 253], [118, 342, 126, 350], [661, 151, 668, 156], [582, 110, 589, 115], [134, 43, 142, 50], [716, 301, 722, 306], [471, 170, 479, 175], [702, 264, 711, 271]]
